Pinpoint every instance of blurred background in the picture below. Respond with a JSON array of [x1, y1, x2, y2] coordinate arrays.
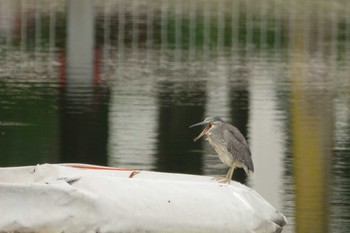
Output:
[[0, 0, 349, 232]]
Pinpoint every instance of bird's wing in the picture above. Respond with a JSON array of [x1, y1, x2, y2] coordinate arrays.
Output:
[[221, 124, 254, 172]]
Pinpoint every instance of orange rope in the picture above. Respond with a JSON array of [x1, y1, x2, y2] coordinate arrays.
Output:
[[61, 163, 139, 178]]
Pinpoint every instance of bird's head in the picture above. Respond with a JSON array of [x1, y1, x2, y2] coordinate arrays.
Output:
[[190, 116, 225, 142]]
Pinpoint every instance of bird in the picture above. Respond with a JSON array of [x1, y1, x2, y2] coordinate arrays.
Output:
[[190, 116, 254, 183]]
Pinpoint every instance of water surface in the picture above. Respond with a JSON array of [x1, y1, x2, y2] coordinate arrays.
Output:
[[0, 1, 349, 233]]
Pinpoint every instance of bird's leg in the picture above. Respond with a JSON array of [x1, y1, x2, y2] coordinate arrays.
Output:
[[212, 166, 234, 184], [221, 166, 234, 183], [226, 166, 235, 181]]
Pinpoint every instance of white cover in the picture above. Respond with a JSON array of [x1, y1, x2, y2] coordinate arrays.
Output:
[[0, 164, 287, 233]]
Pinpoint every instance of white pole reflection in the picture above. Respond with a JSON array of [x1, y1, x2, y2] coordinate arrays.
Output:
[[217, 0, 224, 51], [274, 0, 281, 50], [34, 0, 41, 68], [231, 0, 239, 56], [67, 0, 94, 84], [202, 60, 230, 175], [246, 0, 253, 52], [117, 1, 125, 62], [188, 0, 196, 60], [102, 0, 111, 76], [48, 1, 56, 74], [259, 0, 267, 50], [160, 0, 168, 62], [20, 0, 27, 61], [131, 0, 139, 59], [34, 1, 42, 68], [316, 2, 324, 58], [249, 55, 284, 214], [146, 3, 154, 64], [174, 0, 183, 62], [203, 0, 210, 55], [108, 68, 158, 170], [2, 0, 14, 64]]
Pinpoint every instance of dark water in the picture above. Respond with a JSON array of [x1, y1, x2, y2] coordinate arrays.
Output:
[[0, 1, 350, 232]]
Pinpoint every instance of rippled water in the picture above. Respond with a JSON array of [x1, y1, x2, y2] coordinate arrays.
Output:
[[0, 1, 350, 232]]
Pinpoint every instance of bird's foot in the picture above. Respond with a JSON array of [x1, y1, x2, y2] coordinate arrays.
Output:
[[212, 176, 231, 184]]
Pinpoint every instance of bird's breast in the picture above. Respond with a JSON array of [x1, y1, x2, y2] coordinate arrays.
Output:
[[207, 136, 234, 167]]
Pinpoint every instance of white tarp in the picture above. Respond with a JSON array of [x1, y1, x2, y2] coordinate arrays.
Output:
[[0, 164, 287, 233]]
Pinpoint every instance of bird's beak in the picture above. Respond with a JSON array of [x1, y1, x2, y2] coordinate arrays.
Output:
[[190, 121, 210, 142], [189, 121, 206, 128]]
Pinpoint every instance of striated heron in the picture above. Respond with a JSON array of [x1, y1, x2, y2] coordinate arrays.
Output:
[[190, 116, 254, 183]]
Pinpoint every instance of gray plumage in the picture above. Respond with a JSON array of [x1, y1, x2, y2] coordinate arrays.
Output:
[[190, 116, 254, 183], [210, 122, 254, 172]]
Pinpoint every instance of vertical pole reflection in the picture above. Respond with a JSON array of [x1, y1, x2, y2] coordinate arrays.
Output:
[[290, 21, 332, 233], [107, 76, 158, 170], [117, 0, 125, 62], [231, 0, 239, 56], [155, 81, 206, 174], [131, 0, 139, 59], [34, 0, 41, 68], [67, 0, 94, 83], [273, 0, 281, 51], [60, 0, 109, 165], [259, 0, 267, 50], [217, 0, 224, 52], [316, 2, 324, 59], [160, 0, 168, 63], [329, 2, 338, 69], [146, 3, 154, 65], [20, 0, 27, 61], [174, 0, 182, 61], [5, 0, 13, 65], [201, 61, 230, 177], [188, 0, 196, 60], [203, 0, 210, 55], [103, 0, 111, 76], [48, 1, 56, 74], [245, 0, 252, 53]]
